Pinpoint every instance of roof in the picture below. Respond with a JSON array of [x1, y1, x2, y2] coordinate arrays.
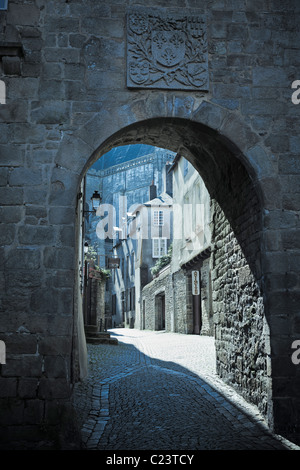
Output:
[[144, 192, 173, 207], [129, 192, 173, 217], [91, 144, 159, 171]]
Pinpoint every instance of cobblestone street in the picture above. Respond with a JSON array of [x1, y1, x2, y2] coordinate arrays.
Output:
[[72, 329, 299, 451]]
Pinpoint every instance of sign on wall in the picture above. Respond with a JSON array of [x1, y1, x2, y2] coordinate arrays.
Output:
[[126, 8, 209, 91], [192, 270, 200, 296]]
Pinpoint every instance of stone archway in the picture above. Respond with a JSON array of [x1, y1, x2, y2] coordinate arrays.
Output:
[[66, 111, 273, 425], [50, 102, 293, 442]]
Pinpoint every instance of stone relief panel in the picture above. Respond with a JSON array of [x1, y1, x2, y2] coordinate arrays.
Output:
[[126, 8, 209, 91]]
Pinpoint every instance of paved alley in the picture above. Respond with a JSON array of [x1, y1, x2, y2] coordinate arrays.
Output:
[[72, 329, 299, 451]]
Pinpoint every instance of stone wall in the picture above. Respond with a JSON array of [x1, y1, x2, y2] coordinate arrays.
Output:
[[142, 263, 213, 337], [0, 0, 299, 447], [211, 198, 270, 416]]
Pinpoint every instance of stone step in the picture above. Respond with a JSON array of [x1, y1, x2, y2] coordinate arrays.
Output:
[[84, 325, 99, 333], [85, 331, 111, 338], [86, 336, 118, 345]]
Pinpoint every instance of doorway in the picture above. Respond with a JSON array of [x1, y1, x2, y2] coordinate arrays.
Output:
[[155, 293, 166, 331]]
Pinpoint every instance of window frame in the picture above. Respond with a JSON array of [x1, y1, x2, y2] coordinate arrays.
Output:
[[152, 237, 167, 258], [153, 209, 164, 226]]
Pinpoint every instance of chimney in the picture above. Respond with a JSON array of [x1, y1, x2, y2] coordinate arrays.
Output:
[[165, 163, 173, 196], [149, 180, 157, 200]]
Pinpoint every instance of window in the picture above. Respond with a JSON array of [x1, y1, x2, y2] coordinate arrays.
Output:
[[0, 0, 8, 10], [152, 238, 167, 258], [153, 210, 164, 226]]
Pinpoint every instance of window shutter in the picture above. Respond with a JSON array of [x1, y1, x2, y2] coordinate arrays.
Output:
[[160, 238, 167, 256]]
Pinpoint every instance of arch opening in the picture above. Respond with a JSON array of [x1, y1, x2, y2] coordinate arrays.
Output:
[[75, 116, 271, 426]]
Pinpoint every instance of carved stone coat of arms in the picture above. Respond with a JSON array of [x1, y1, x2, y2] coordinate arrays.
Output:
[[126, 9, 209, 91]]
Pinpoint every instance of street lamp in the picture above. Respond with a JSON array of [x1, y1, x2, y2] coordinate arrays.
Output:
[[91, 190, 101, 211], [84, 242, 89, 254]]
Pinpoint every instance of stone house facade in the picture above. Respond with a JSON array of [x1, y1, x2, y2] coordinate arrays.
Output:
[[83, 145, 174, 329], [133, 189, 173, 330], [84, 144, 176, 331], [141, 156, 213, 336]]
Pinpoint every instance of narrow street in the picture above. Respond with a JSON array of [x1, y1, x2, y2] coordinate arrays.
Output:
[[72, 329, 299, 451]]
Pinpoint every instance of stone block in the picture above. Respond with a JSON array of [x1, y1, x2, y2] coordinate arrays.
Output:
[[241, 99, 287, 116], [69, 33, 87, 49], [56, 288, 74, 314], [7, 77, 39, 100], [264, 134, 289, 153], [44, 47, 80, 64], [44, 356, 67, 378], [31, 101, 71, 124], [227, 23, 248, 39], [81, 17, 123, 38], [279, 155, 300, 175], [64, 80, 87, 101], [2, 56, 21, 76], [289, 136, 300, 154], [1, 356, 43, 378], [25, 205, 47, 220], [18, 226, 57, 247], [210, 22, 227, 39], [0, 398, 24, 425], [192, 100, 228, 131], [281, 229, 300, 250], [21, 62, 42, 78], [220, 113, 259, 152], [283, 193, 300, 211], [213, 83, 251, 99], [43, 247, 75, 270], [7, 4, 40, 26], [4, 334, 37, 355], [252, 66, 289, 87], [23, 399, 44, 424], [245, 145, 277, 179], [0, 124, 10, 144], [9, 167, 42, 186], [42, 62, 63, 79], [12, 123, 46, 144], [5, 247, 41, 270], [64, 63, 85, 80], [0, 100, 29, 123], [24, 188, 48, 205], [0, 378, 17, 398], [38, 80, 64, 100], [30, 288, 58, 314], [58, 226, 75, 248], [44, 17, 79, 33], [0, 145, 24, 167], [38, 378, 71, 399], [0, 224, 15, 246], [54, 135, 93, 173], [18, 378, 38, 399]]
